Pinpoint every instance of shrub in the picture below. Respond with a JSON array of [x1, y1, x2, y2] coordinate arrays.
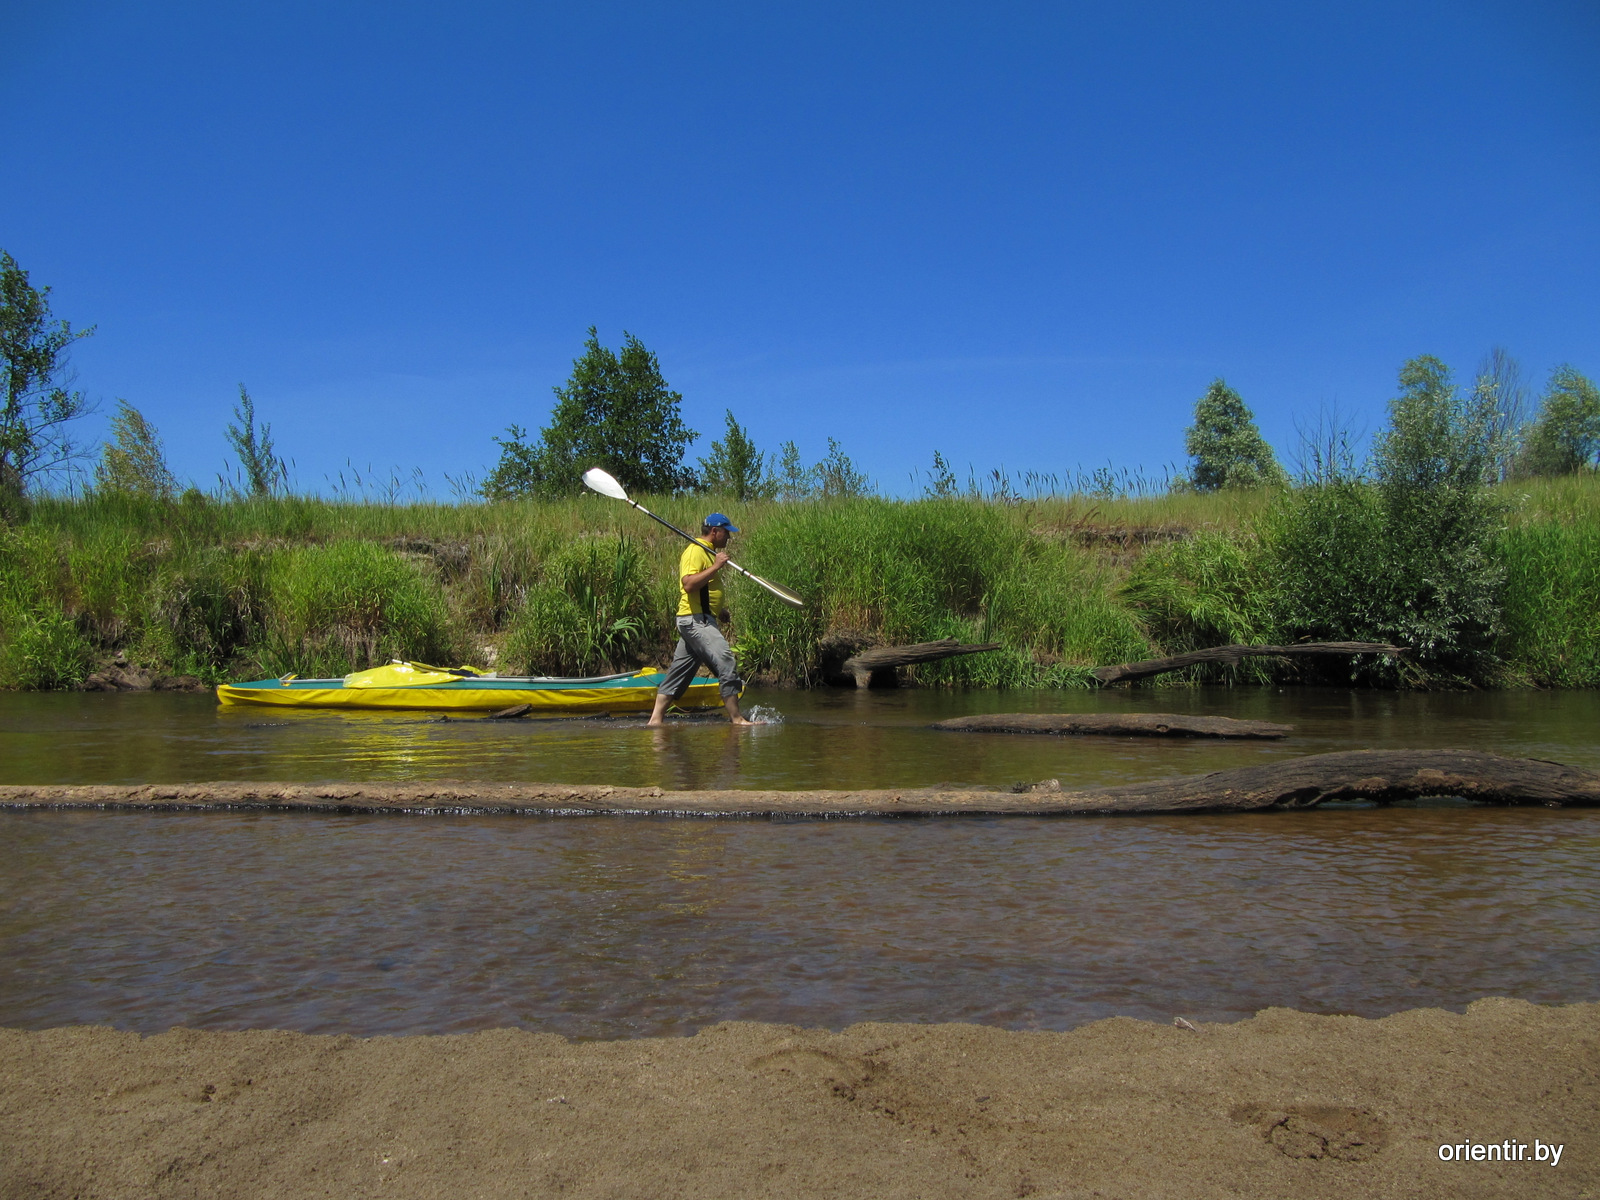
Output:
[[263, 542, 453, 676], [1263, 357, 1504, 681], [0, 600, 92, 688], [1122, 531, 1273, 679], [502, 535, 662, 675], [151, 548, 271, 679], [733, 498, 1146, 686]]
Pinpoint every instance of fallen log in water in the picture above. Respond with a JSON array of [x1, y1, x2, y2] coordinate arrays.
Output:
[[840, 639, 1002, 688], [1093, 642, 1407, 685], [932, 712, 1292, 739], [2, 751, 1595, 817]]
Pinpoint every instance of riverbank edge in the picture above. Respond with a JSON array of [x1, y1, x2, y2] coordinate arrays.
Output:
[[3, 998, 1595, 1199], [4, 749, 1600, 816]]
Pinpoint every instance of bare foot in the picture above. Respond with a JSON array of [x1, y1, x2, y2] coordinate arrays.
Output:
[[730, 716, 756, 726], [646, 717, 665, 727]]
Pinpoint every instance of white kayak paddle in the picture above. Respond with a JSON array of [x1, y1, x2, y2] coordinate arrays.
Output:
[[582, 467, 806, 608]]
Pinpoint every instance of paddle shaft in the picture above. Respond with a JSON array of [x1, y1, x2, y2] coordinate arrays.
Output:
[[624, 499, 765, 592]]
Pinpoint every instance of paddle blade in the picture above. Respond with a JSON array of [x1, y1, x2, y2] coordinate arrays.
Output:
[[582, 467, 629, 501], [736, 565, 806, 608]]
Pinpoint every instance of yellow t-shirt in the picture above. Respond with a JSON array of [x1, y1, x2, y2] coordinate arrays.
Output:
[[675, 538, 726, 617]]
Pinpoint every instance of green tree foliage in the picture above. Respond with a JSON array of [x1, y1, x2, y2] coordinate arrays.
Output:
[[767, 438, 872, 500], [698, 410, 775, 500], [0, 250, 95, 523], [816, 437, 871, 498], [483, 329, 696, 498], [224, 385, 286, 497], [1183, 379, 1286, 491], [1267, 355, 1504, 678], [1515, 366, 1600, 478], [776, 440, 813, 500], [95, 401, 178, 499]]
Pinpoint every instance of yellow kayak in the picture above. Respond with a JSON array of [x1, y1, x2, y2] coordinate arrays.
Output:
[[216, 661, 729, 713]]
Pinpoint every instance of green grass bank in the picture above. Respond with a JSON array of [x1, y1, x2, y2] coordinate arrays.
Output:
[[3, 475, 1598, 691]]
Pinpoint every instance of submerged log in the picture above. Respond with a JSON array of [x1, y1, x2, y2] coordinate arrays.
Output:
[[1093, 642, 1407, 685], [840, 639, 1002, 688], [932, 712, 1293, 739], [3, 751, 1596, 817]]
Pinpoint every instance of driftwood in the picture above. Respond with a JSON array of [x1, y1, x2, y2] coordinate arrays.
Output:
[[1093, 642, 1407, 685], [932, 712, 1292, 739], [840, 639, 1001, 688], [2, 751, 1596, 817]]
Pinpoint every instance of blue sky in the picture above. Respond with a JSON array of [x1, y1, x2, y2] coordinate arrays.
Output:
[[4, 0, 1596, 496]]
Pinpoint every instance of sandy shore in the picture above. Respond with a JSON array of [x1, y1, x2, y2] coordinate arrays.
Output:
[[2, 998, 1594, 1199]]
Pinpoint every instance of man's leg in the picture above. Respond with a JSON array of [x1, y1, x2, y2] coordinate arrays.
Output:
[[681, 619, 750, 725], [647, 691, 673, 726], [722, 691, 752, 725], [650, 630, 698, 727]]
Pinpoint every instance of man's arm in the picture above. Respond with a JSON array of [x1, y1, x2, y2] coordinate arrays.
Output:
[[680, 553, 729, 592]]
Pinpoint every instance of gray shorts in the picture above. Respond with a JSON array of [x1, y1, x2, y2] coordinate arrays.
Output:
[[659, 613, 742, 700]]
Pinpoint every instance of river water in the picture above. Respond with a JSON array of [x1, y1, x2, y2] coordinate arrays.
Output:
[[1, 687, 1597, 1038]]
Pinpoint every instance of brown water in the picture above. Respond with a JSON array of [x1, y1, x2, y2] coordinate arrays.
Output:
[[1, 687, 1598, 1038], [3, 684, 1600, 789]]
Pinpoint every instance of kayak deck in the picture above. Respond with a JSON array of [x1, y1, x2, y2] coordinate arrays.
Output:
[[216, 669, 727, 712]]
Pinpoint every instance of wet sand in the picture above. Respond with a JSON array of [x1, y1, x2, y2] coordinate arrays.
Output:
[[3, 998, 1594, 1199]]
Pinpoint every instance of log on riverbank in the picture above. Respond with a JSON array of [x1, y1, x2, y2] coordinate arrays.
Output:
[[1093, 642, 1407, 685], [3, 750, 1597, 817], [932, 712, 1293, 739], [840, 639, 1002, 688]]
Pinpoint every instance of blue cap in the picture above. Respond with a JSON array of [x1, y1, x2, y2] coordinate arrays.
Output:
[[703, 512, 740, 532]]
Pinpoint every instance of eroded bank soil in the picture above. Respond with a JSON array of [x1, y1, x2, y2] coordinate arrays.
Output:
[[2, 998, 1594, 1199]]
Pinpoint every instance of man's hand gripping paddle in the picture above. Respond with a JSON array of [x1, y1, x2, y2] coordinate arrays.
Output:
[[582, 468, 806, 608]]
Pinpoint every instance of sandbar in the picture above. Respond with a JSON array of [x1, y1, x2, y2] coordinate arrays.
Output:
[[2, 997, 1594, 1198]]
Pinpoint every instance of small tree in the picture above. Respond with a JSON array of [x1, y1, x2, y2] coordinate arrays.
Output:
[[775, 440, 813, 501], [1, 250, 95, 522], [1514, 365, 1600, 477], [224, 385, 286, 497], [480, 424, 545, 500], [924, 450, 958, 498], [1183, 379, 1285, 490], [95, 400, 178, 499], [698, 410, 774, 500], [484, 329, 696, 498], [1473, 347, 1531, 481], [1269, 355, 1504, 679], [816, 437, 871, 498]]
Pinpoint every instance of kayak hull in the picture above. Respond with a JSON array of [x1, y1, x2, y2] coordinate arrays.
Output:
[[215, 670, 727, 713]]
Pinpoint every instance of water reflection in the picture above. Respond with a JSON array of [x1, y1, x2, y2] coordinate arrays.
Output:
[[3, 686, 1598, 789]]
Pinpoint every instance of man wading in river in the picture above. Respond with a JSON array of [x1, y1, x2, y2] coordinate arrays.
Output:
[[648, 513, 754, 726]]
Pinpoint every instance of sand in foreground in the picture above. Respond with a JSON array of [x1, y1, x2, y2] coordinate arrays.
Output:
[[2, 998, 1595, 1200]]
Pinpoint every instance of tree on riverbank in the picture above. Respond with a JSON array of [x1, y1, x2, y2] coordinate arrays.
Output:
[[1267, 355, 1504, 679], [1515, 366, 1600, 478], [0, 250, 95, 524], [223, 385, 287, 498], [698, 410, 776, 501], [483, 330, 696, 499], [1183, 380, 1285, 491], [95, 402, 178, 500]]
